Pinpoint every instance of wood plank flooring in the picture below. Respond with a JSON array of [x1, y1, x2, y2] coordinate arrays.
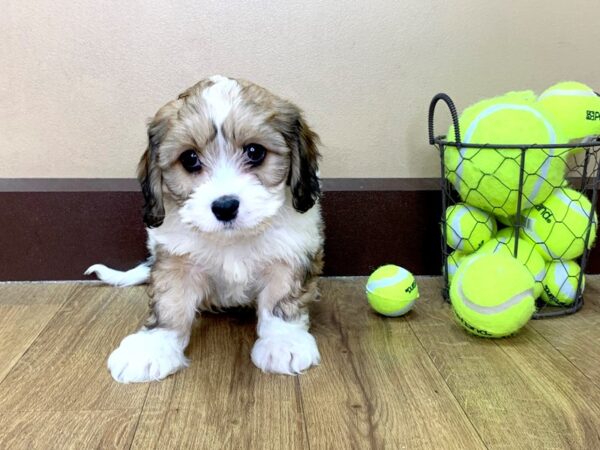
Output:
[[0, 277, 599, 449]]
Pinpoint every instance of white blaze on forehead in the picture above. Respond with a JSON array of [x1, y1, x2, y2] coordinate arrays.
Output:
[[211, 156, 240, 187], [202, 75, 241, 128]]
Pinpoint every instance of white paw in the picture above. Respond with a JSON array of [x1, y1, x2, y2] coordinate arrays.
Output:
[[107, 329, 188, 383], [251, 330, 320, 375]]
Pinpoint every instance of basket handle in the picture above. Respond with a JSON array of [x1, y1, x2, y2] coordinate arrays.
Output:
[[428, 93, 461, 146]]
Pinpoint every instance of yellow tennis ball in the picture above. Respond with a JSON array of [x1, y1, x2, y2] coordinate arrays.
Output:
[[541, 260, 585, 306], [477, 228, 546, 299], [445, 95, 568, 219], [495, 214, 514, 227], [522, 187, 598, 260], [450, 253, 536, 338], [365, 265, 419, 316], [500, 89, 538, 103], [445, 249, 470, 283], [537, 81, 600, 141], [444, 203, 497, 252]]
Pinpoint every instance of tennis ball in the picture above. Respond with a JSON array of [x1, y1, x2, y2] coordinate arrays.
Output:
[[537, 81, 600, 141], [495, 214, 514, 227], [445, 95, 568, 219], [444, 203, 497, 252], [450, 253, 536, 338], [446, 249, 469, 283], [478, 228, 546, 299], [541, 260, 585, 306], [522, 187, 598, 260], [366, 265, 419, 317], [501, 90, 538, 103]]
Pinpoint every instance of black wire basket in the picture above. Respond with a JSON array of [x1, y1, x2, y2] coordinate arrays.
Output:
[[429, 93, 600, 319]]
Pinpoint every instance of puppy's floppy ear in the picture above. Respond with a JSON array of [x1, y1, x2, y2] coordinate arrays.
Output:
[[138, 144, 163, 228], [286, 112, 322, 213], [137, 101, 178, 228]]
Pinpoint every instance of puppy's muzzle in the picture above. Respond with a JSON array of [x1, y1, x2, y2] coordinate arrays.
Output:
[[211, 195, 240, 222]]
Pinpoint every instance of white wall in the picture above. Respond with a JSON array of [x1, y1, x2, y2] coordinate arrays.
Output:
[[1, 0, 599, 178]]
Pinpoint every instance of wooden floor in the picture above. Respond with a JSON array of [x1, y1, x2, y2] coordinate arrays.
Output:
[[1, 278, 600, 450]]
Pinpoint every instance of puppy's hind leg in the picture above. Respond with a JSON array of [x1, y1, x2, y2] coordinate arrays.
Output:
[[107, 253, 208, 383]]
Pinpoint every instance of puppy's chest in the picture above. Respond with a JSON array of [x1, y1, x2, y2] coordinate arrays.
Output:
[[194, 244, 268, 308]]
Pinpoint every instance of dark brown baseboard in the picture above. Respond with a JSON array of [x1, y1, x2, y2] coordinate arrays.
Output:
[[1, 178, 598, 281]]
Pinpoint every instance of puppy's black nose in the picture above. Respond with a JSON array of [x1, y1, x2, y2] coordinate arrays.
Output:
[[211, 195, 240, 222]]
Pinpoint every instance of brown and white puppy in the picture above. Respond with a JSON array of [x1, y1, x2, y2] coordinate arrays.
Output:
[[86, 75, 323, 383]]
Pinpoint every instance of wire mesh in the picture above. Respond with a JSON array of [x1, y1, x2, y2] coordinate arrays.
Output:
[[429, 93, 600, 319]]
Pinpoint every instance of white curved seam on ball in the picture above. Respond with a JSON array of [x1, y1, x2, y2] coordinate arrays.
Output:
[[523, 217, 560, 259], [494, 235, 510, 253], [538, 89, 596, 101], [523, 106, 558, 205], [555, 263, 576, 300], [366, 267, 409, 292], [448, 263, 458, 276], [458, 284, 534, 315], [451, 163, 465, 211], [448, 207, 469, 248], [384, 301, 416, 317], [451, 257, 476, 291], [555, 191, 588, 219], [535, 267, 546, 282]]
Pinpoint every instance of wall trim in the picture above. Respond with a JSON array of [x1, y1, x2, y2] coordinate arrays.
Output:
[[1, 178, 598, 281]]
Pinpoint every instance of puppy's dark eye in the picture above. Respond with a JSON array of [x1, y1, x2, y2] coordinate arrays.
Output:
[[243, 143, 267, 166], [179, 149, 202, 173]]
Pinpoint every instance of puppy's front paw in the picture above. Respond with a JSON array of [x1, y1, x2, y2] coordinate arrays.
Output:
[[251, 330, 320, 375], [107, 329, 188, 383]]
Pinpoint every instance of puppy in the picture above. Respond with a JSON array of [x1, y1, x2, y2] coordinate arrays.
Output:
[[86, 75, 323, 383]]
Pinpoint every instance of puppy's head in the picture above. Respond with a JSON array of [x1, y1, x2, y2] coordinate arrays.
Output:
[[138, 75, 321, 235]]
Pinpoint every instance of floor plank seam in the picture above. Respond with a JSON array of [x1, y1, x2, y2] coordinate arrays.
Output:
[[295, 377, 311, 450], [127, 385, 151, 450], [405, 317, 490, 450], [330, 298, 380, 449]]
